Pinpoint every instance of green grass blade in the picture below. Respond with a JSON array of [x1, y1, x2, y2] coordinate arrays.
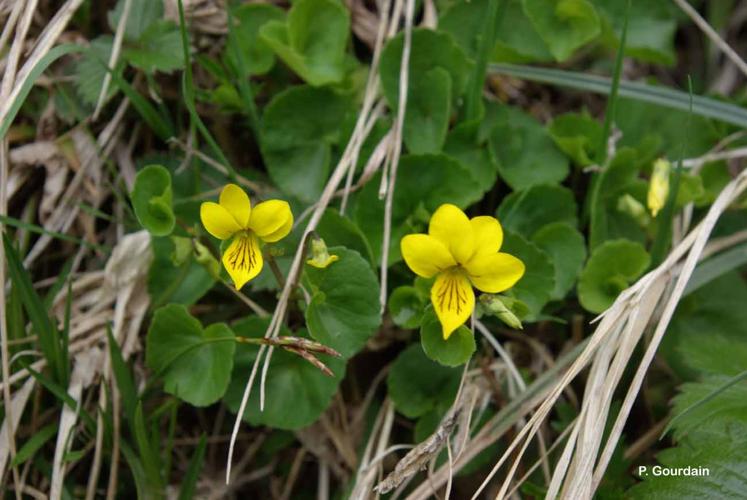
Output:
[[488, 63, 747, 129], [134, 402, 164, 495], [176, 0, 239, 182], [11, 424, 58, 467], [685, 242, 747, 295], [588, 0, 630, 249], [106, 325, 138, 427], [43, 258, 74, 309], [650, 77, 693, 266], [464, 0, 504, 121], [103, 63, 175, 141], [178, 434, 206, 500], [0, 44, 84, 140], [3, 234, 65, 384], [0, 214, 108, 253], [226, 5, 261, 134], [22, 363, 97, 431], [598, 0, 630, 163], [662, 370, 747, 438]]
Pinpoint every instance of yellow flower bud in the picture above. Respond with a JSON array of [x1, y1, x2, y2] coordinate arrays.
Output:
[[647, 158, 671, 217], [306, 236, 339, 269]]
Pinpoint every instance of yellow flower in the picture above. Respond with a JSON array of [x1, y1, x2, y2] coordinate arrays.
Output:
[[200, 184, 293, 290], [401, 204, 525, 339], [647, 158, 671, 217]]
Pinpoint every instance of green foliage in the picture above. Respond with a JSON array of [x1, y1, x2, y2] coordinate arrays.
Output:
[[224, 317, 344, 429], [260, 0, 351, 85], [304, 247, 381, 358], [226, 3, 284, 76], [497, 184, 578, 237], [420, 306, 476, 366], [131, 165, 175, 236], [388, 286, 427, 329], [523, 0, 601, 62], [146, 304, 235, 406], [501, 230, 556, 319], [380, 29, 473, 153], [488, 105, 569, 189], [123, 21, 185, 73], [532, 223, 587, 300], [260, 85, 352, 202], [593, 0, 677, 65], [387, 343, 462, 417], [548, 111, 603, 166], [577, 239, 650, 313]]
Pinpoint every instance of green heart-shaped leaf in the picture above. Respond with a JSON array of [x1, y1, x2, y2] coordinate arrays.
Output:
[[387, 343, 461, 418], [260, 0, 350, 86], [420, 307, 476, 367], [523, 0, 601, 62], [146, 304, 235, 406], [131, 164, 175, 236], [578, 239, 650, 313], [260, 86, 352, 202], [497, 184, 578, 238], [223, 316, 344, 430], [304, 247, 381, 358]]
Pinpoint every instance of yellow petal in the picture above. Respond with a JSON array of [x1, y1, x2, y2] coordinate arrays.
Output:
[[470, 215, 503, 255], [429, 204, 474, 264], [465, 252, 525, 293], [401, 234, 456, 278], [249, 200, 293, 242], [431, 270, 475, 340], [219, 184, 251, 228], [200, 202, 241, 240], [222, 234, 263, 290]]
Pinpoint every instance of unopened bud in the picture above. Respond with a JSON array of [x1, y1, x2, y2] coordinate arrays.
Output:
[[479, 294, 523, 330], [647, 158, 671, 217], [194, 240, 221, 281], [306, 236, 339, 269]]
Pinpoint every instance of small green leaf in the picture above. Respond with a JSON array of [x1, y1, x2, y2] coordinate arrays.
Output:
[[11, 424, 57, 467], [588, 147, 642, 249], [420, 307, 476, 367], [260, 86, 352, 202], [387, 343, 462, 418], [148, 236, 215, 307], [497, 184, 578, 238], [577, 239, 650, 313], [380, 28, 473, 152], [123, 21, 185, 73], [532, 222, 587, 300], [131, 164, 175, 236], [108, 0, 162, 41], [304, 247, 381, 358], [491, 0, 554, 63], [444, 120, 499, 188], [548, 111, 603, 166], [260, 0, 351, 85], [523, 0, 601, 61], [146, 304, 235, 406], [225, 3, 284, 76], [223, 317, 344, 430], [74, 36, 119, 106], [402, 67, 452, 154], [388, 286, 426, 329], [488, 105, 569, 189]]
